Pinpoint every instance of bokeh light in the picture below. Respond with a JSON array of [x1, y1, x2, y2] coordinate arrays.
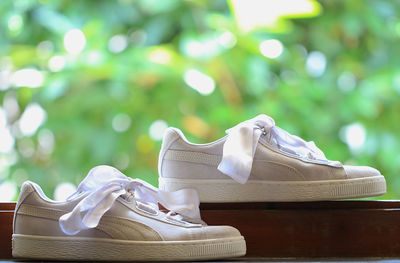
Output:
[[8, 14, 23, 32], [18, 103, 47, 136], [48, 56, 66, 72], [306, 51, 327, 77], [38, 129, 55, 155], [218, 31, 237, 49], [12, 69, 44, 88], [54, 182, 77, 201], [108, 35, 128, 54], [148, 49, 172, 65], [112, 113, 131, 133], [340, 123, 367, 153], [0, 107, 14, 153], [337, 71, 357, 93], [0, 181, 17, 201], [149, 120, 168, 141], [259, 39, 284, 59], [184, 69, 215, 95], [230, 0, 321, 32], [64, 29, 86, 55]]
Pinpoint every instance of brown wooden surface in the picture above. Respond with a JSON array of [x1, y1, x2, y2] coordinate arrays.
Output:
[[0, 203, 15, 259], [2, 201, 400, 259], [200, 201, 400, 257]]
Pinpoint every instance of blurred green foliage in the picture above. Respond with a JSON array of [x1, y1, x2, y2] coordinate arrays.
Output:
[[0, 0, 400, 200]]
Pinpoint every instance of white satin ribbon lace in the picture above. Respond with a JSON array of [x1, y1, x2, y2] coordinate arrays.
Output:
[[59, 165, 201, 235], [217, 114, 328, 184]]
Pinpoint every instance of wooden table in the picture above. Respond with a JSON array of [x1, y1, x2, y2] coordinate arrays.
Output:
[[2, 201, 400, 259], [0, 258, 399, 262]]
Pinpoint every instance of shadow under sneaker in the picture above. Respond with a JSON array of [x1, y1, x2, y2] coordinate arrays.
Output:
[[158, 114, 386, 202]]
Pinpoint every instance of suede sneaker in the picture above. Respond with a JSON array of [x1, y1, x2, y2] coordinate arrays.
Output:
[[158, 114, 386, 202], [12, 165, 246, 261]]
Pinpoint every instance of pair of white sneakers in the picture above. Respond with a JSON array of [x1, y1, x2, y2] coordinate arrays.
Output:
[[13, 114, 386, 261]]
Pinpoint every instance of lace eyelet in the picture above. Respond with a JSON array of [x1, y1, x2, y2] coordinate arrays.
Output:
[[135, 200, 158, 216]]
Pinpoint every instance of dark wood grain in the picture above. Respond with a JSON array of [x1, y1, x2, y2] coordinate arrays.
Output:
[[200, 200, 400, 210], [0, 203, 15, 259], [3, 201, 400, 259], [201, 201, 400, 257]]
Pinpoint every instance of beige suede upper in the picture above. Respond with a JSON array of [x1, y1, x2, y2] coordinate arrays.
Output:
[[159, 127, 381, 182], [13, 181, 241, 241]]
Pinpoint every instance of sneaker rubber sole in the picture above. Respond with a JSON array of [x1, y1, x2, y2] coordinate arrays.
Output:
[[12, 234, 246, 261], [159, 175, 386, 202]]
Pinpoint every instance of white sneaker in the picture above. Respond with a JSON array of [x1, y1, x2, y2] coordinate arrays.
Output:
[[158, 114, 386, 202], [12, 165, 246, 261]]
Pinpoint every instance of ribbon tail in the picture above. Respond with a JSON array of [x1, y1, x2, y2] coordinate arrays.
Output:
[[218, 158, 250, 184], [134, 180, 201, 220], [150, 188, 201, 220], [218, 124, 261, 184], [59, 184, 124, 235]]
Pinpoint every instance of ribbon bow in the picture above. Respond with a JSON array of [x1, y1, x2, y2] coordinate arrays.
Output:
[[59, 165, 201, 235], [217, 114, 327, 184]]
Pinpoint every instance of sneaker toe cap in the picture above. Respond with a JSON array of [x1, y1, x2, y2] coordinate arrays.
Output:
[[201, 225, 242, 239], [344, 165, 382, 179]]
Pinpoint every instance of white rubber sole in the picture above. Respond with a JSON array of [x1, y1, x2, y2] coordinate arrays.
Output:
[[12, 234, 246, 261], [159, 175, 386, 202]]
